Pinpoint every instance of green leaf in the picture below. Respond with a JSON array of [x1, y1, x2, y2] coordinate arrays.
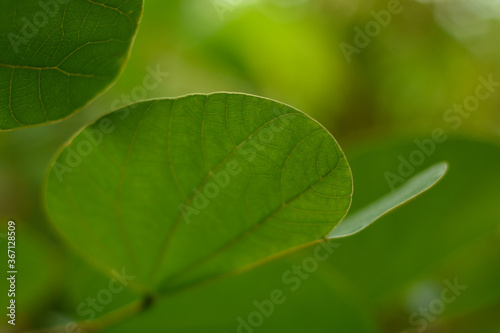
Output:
[[328, 162, 447, 238], [0, 0, 143, 130], [45, 93, 353, 294]]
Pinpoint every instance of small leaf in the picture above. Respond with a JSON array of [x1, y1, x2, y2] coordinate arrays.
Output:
[[328, 162, 448, 239], [45, 93, 353, 294], [0, 0, 143, 130]]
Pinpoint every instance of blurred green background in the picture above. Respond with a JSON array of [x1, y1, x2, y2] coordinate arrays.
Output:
[[1, 0, 499, 332]]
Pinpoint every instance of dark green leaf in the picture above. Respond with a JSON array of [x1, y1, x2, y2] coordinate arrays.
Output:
[[0, 0, 143, 130]]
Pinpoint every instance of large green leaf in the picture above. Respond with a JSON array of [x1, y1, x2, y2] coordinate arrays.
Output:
[[45, 93, 353, 294], [0, 0, 143, 130]]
